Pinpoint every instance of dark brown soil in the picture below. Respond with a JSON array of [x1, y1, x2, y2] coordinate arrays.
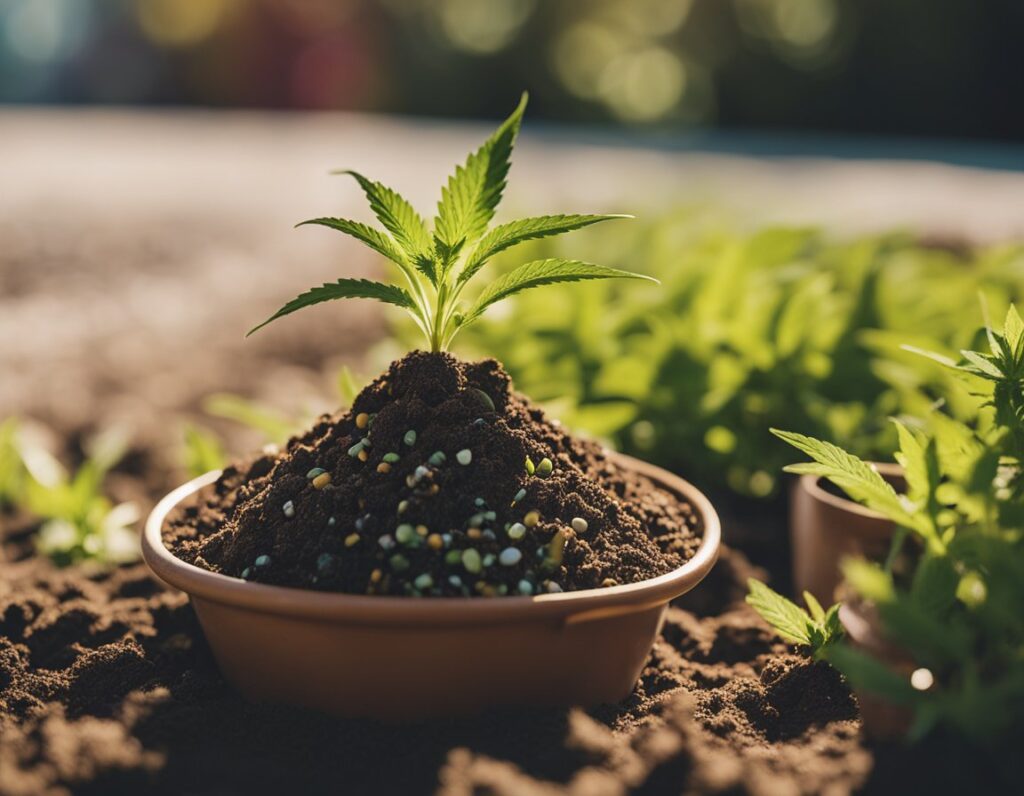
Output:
[[164, 352, 700, 597], [1, 508, 875, 795]]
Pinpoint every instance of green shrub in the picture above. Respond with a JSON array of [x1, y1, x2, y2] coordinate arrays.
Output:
[[454, 211, 1024, 495], [751, 306, 1024, 742]]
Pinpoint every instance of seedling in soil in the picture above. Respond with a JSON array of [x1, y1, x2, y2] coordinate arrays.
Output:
[[745, 579, 842, 660], [247, 93, 653, 351], [754, 304, 1024, 743], [17, 427, 140, 566]]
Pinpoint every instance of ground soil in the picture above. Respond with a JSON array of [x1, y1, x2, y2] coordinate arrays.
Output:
[[164, 353, 700, 597], [0, 210, 1001, 795]]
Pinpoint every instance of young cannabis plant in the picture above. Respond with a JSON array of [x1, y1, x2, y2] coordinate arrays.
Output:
[[247, 93, 653, 350], [19, 428, 140, 567], [746, 579, 843, 660]]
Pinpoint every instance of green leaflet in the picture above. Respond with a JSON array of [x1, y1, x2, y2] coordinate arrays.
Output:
[[457, 213, 631, 288], [335, 171, 436, 284], [746, 579, 813, 645], [296, 218, 409, 267], [462, 259, 656, 326], [745, 579, 843, 659], [433, 92, 526, 256], [772, 428, 918, 529], [247, 279, 415, 337]]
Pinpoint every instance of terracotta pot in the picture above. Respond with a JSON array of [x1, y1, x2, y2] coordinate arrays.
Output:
[[839, 599, 915, 740], [790, 462, 904, 604], [143, 452, 720, 720]]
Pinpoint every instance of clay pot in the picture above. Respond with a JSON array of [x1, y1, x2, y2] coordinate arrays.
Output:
[[790, 463, 904, 604], [839, 599, 915, 740], [143, 452, 720, 720]]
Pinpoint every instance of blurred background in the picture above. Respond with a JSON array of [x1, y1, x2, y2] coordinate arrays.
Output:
[[2, 0, 1024, 562], [3, 0, 1024, 145]]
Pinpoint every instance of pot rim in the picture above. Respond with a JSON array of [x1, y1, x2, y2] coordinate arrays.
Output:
[[800, 461, 904, 522], [143, 452, 720, 626]]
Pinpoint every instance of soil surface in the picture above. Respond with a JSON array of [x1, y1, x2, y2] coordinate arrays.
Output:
[[165, 353, 700, 597], [1, 207, 1001, 794], [2, 514, 873, 795]]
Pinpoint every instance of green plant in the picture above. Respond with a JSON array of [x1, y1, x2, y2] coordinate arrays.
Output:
[[0, 417, 26, 509], [453, 212, 1024, 496], [750, 305, 1024, 742], [745, 579, 842, 660], [17, 428, 140, 566], [247, 93, 652, 351]]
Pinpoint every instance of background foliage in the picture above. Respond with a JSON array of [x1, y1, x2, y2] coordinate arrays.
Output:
[[448, 212, 1024, 496]]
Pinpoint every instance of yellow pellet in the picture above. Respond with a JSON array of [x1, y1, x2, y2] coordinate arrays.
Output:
[[524, 510, 540, 527], [601, 578, 618, 588], [357, 448, 368, 462], [467, 528, 482, 540], [370, 568, 383, 583], [377, 462, 391, 474], [312, 472, 332, 489], [415, 524, 428, 537], [345, 533, 360, 547], [355, 412, 369, 429], [427, 534, 443, 550]]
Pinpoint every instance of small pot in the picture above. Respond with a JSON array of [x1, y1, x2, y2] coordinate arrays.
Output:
[[839, 599, 915, 740], [790, 462, 904, 604], [143, 452, 720, 720]]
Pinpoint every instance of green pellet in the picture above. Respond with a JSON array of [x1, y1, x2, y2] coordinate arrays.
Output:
[[462, 549, 482, 574], [508, 522, 526, 540], [429, 451, 447, 466], [517, 580, 533, 595], [445, 549, 463, 566], [306, 467, 326, 480], [536, 457, 553, 477], [254, 555, 271, 567], [403, 430, 417, 446], [456, 449, 472, 465], [389, 554, 410, 572], [414, 573, 434, 590], [383, 452, 400, 463], [348, 441, 364, 457], [525, 457, 535, 475], [512, 488, 526, 504], [395, 524, 417, 545]]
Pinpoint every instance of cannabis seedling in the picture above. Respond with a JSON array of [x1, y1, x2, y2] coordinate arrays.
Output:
[[19, 428, 140, 566], [248, 93, 653, 350], [745, 579, 843, 660]]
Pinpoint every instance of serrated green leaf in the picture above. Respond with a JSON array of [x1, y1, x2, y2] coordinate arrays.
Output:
[[773, 429, 916, 527], [462, 259, 657, 326], [892, 420, 940, 537], [336, 171, 435, 282], [960, 349, 1004, 380], [745, 579, 813, 645], [458, 214, 631, 288], [1003, 304, 1023, 357], [434, 92, 527, 254], [296, 217, 408, 266], [247, 278, 415, 337], [803, 590, 825, 622]]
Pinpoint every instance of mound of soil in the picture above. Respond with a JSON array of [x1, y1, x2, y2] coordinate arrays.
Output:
[[164, 352, 701, 597]]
